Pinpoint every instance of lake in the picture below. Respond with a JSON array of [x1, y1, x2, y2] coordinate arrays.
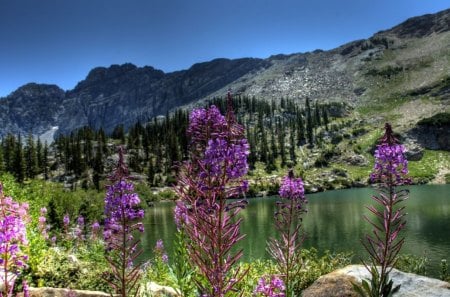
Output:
[[140, 184, 450, 277]]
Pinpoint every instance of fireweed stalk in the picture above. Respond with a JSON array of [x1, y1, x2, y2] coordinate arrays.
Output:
[[103, 147, 145, 297], [174, 92, 250, 297], [0, 183, 29, 297], [267, 170, 307, 296], [354, 123, 410, 297]]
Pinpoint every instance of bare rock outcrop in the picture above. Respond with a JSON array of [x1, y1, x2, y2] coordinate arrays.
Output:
[[302, 265, 450, 297]]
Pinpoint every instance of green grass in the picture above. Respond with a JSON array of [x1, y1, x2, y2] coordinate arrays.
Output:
[[408, 150, 450, 183], [357, 95, 410, 116]]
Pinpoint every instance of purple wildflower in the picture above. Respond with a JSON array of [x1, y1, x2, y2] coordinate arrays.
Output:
[[174, 92, 249, 296], [279, 172, 305, 201], [63, 214, 70, 226], [358, 123, 410, 296], [63, 213, 70, 237], [77, 215, 84, 227], [268, 170, 307, 296], [22, 280, 29, 297], [254, 275, 285, 297], [155, 239, 164, 253], [0, 183, 29, 296], [161, 253, 169, 264], [174, 201, 188, 229], [370, 124, 410, 186], [91, 221, 100, 240], [38, 208, 48, 239], [103, 147, 144, 297]]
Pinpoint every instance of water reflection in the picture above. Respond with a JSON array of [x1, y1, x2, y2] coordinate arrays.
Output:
[[140, 185, 450, 277]]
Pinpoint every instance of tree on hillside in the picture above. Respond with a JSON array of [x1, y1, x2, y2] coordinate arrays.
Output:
[[43, 141, 49, 180], [13, 134, 26, 183], [25, 133, 39, 179], [305, 97, 314, 146]]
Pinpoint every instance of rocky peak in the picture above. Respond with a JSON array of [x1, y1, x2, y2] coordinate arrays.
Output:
[[376, 8, 450, 38], [8, 83, 65, 100], [0, 83, 64, 136], [72, 63, 165, 92]]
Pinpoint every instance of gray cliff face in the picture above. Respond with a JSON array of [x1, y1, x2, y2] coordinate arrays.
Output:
[[56, 58, 269, 135], [0, 83, 64, 136], [1, 9, 449, 139]]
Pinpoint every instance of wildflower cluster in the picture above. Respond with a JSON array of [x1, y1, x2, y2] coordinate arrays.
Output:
[[254, 275, 285, 297], [103, 147, 145, 297], [355, 123, 410, 297], [278, 172, 306, 201], [103, 180, 145, 250], [0, 183, 29, 296], [91, 221, 100, 240], [154, 239, 168, 264], [175, 92, 250, 296], [370, 124, 410, 185], [186, 102, 249, 197], [268, 170, 307, 296], [38, 207, 49, 240]]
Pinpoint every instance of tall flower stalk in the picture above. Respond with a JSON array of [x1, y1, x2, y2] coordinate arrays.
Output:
[[103, 147, 145, 297], [354, 123, 410, 297], [267, 170, 307, 296], [175, 92, 250, 296], [0, 183, 29, 297]]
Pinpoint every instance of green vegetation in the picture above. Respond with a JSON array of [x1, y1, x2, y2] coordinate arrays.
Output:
[[142, 247, 352, 296], [408, 150, 450, 183]]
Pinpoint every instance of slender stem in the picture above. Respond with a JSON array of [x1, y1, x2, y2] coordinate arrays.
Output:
[[121, 190, 127, 297]]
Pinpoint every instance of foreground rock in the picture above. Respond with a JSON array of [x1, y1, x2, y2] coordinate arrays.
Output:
[[142, 282, 180, 297], [18, 287, 110, 297], [18, 282, 180, 297], [302, 265, 450, 297]]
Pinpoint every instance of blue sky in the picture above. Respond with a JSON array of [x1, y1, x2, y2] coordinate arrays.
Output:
[[0, 0, 448, 97]]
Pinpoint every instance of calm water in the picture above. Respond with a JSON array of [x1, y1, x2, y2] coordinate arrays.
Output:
[[140, 185, 450, 276]]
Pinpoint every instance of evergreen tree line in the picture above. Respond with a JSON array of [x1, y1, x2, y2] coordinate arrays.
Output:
[[0, 96, 343, 186], [0, 133, 50, 182]]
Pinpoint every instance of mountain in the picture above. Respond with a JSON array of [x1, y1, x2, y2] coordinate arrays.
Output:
[[0, 8, 449, 139]]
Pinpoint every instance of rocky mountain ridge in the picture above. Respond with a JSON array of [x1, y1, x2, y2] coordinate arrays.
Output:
[[0, 8, 449, 139]]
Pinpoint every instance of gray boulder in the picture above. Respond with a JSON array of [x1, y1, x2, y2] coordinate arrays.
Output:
[[345, 154, 368, 166], [17, 287, 110, 297], [302, 265, 450, 297]]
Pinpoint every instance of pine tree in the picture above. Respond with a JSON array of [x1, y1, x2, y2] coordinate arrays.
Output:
[[36, 138, 43, 174], [246, 127, 257, 169], [289, 132, 297, 165], [270, 131, 278, 159], [296, 113, 306, 146], [112, 124, 126, 144], [305, 97, 314, 146], [4, 134, 16, 173], [13, 134, 26, 183], [25, 133, 39, 179], [0, 144, 4, 174], [322, 106, 329, 131], [314, 100, 322, 127], [43, 142, 49, 180], [147, 159, 155, 186], [92, 142, 104, 191], [260, 130, 269, 163], [277, 118, 287, 167]]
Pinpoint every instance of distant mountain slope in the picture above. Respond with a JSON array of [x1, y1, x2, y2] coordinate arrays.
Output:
[[0, 8, 449, 138]]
